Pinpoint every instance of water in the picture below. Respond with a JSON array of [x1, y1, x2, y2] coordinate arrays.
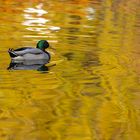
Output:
[[0, 0, 140, 140]]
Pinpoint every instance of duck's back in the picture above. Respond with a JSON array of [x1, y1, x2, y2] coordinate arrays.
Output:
[[14, 47, 43, 55]]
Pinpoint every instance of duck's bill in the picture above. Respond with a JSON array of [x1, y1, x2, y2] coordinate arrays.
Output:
[[49, 46, 56, 50]]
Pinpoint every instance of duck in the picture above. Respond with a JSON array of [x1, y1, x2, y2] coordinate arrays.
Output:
[[8, 40, 51, 61]]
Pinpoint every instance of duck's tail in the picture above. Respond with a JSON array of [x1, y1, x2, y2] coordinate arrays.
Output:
[[8, 49, 18, 58]]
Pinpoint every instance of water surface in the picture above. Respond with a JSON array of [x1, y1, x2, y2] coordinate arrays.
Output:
[[0, 0, 140, 140]]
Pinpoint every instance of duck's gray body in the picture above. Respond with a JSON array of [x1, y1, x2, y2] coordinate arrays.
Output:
[[8, 47, 50, 61]]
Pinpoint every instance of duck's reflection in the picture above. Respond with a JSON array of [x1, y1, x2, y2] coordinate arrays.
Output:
[[7, 60, 52, 72]]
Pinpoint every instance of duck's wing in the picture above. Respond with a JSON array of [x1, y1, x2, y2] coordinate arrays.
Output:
[[14, 47, 31, 51], [8, 48, 43, 57]]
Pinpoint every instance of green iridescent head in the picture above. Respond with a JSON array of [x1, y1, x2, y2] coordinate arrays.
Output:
[[37, 40, 49, 50]]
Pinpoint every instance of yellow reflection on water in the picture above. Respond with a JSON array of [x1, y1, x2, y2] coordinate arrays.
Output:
[[0, 0, 140, 140]]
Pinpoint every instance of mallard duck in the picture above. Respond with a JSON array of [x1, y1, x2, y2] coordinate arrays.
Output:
[[8, 40, 51, 61]]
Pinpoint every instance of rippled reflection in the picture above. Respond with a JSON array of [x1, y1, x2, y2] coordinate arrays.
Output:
[[7, 60, 50, 71], [23, 3, 49, 37], [0, 0, 140, 140], [22, 2, 60, 40]]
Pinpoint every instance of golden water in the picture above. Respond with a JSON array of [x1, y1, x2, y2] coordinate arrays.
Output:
[[0, 0, 140, 140]]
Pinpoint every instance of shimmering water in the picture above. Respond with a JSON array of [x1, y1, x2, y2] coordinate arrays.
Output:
[[0, 0, 140, 140]]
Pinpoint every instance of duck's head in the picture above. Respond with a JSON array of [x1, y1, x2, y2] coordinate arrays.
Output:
[[37, 40, 49, 51]]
